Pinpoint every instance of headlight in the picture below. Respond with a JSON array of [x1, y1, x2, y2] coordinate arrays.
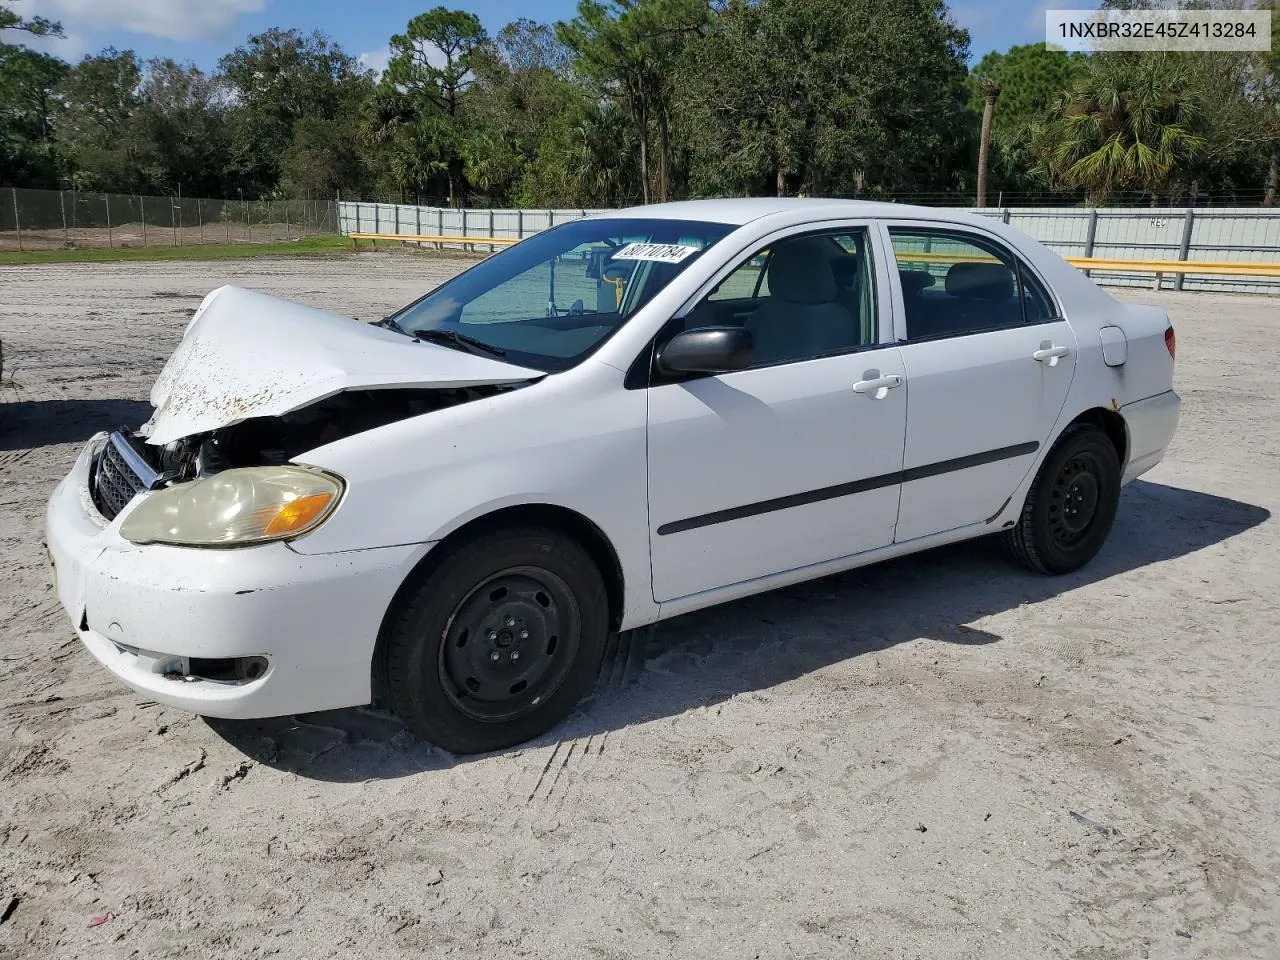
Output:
[[120, 466, 343, 547]]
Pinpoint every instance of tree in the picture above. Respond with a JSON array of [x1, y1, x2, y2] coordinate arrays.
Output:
[[968, 43, 1085, 197], [677, 0, 972, 199], [55, 49, 146, 190], [460, 19, 591, 203], [0, 46, 68, 186], [969, 44, 1084, 140], [280, 115, 366, 200], [1240, 0, 1280, 203], [132, 59, 230, 196], [0, 0, 63, 37], [0, 1, 67, 186], [557, 0, 709, 203], [1032, 53, 1207, 203], [219, 29, 372, 196], [976, 79, 1000, 207], [383, 7, 488, 205], [513, 96, 641, 206]]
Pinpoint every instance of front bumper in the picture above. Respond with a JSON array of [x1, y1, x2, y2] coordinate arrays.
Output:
[[45, 433, 426, 718], [1120, 389, 1181, 485]]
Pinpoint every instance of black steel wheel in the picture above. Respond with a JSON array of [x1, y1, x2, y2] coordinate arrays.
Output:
[[381, 526, 609, 753], [439, 569, 580, 724], [1002, 423, 1121, 575], [1046, 451, 1103, 549]]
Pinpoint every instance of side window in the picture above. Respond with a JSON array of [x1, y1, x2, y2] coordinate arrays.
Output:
[[683, 229, 878, 367], [708, 249, 770, 301], [887, 228, 1049, 341], [1018, 262, 1058, 323]]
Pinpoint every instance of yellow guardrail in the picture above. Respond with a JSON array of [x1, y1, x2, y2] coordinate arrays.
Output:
[[1065, 256, 1280, 277], [350, 232, 518, 250], [349, 231, 1280, 282], [894, 250, 1280, 277]]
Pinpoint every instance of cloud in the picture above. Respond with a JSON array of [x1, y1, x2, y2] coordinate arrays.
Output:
[[18, 0, 265, 43], [359, 41, 452, 79], [358, 45, 391, 78]]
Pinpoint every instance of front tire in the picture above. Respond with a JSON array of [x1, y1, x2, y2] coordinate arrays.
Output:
[[1002, 423, 1121, 575], [382, 526, 609, 753]]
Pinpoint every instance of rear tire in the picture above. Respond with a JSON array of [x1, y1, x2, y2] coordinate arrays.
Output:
[[1002, 423, 1121, 575], [382, 526, 609, 753]]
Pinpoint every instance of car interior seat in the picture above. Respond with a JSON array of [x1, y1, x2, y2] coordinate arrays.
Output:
[[938, 261, 1019, 334], [744, 241, 860, 365]]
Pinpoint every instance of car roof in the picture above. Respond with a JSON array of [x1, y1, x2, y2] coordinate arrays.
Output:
[[607, 197, 990, 227]]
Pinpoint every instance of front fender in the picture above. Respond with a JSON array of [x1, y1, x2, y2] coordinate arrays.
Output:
[[283, 362, 655, 625]]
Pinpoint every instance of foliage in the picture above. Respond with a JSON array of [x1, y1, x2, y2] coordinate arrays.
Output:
[[558, 0, 709, 203], [379, 7, 489, 203], [676, 0, 973, 199], [1032, 52, 1208, 202], [0, 44, 67, 186], [0, 0, 62, 37], [55, 49, 146, 191], [218, 29, 374, 196], [1, 0, 1278, 207], [968, 43, 1085, 193]]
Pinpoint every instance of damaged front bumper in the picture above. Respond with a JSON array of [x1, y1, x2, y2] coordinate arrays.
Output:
[[45, 433, 426, 719]]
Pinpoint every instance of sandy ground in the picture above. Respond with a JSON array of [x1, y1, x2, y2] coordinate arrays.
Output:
[[0, 254, 1277, 960]]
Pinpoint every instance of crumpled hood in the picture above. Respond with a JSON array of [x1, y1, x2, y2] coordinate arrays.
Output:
[[140, 285, 542, 445]]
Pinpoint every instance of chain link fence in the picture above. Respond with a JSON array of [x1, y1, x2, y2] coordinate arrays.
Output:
[[0, 187, 339, 251]]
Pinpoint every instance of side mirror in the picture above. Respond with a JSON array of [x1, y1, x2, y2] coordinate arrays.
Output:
[[656, 326, 753, 375]]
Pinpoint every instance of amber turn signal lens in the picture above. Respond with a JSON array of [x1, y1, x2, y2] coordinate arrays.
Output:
[[265, 493, 334, 536]]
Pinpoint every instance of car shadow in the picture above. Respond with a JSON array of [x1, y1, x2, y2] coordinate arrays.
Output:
[[0, 398, 153, 451], [205, 479, 1270, 781]]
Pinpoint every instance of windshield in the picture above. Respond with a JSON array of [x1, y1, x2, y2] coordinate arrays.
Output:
[[386, 217, 734, 372]]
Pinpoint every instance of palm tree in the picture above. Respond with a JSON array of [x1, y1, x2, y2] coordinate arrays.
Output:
[[1032, 54, 1206, 204], [976, 78, 1001, 207]]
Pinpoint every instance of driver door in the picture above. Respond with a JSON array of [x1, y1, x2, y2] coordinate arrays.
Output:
[[645, 225, 908, 603]]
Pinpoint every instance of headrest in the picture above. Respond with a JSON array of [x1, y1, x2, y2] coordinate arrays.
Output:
[[898, 269, 935, 297], [830, 256, 860, 287], [945, 262, 1014, 301], [767, 242, 837, 304]]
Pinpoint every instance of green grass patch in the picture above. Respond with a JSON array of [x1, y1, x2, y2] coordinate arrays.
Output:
[[0, 235, 356, 265]]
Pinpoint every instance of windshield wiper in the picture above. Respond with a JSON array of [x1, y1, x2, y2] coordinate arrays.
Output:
[[411, 328, 507, 359]]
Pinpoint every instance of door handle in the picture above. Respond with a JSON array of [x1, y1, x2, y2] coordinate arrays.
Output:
[[852, 374, 903, 399], [1033, 342, 1070, 366]]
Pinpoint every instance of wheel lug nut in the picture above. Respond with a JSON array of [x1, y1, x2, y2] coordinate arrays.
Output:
[[505, 616, 515, 627], [487, 630, 497, 640], [490, 651, 500, 662], [511, 651, 520, 661], [519, 629, 529, 640]]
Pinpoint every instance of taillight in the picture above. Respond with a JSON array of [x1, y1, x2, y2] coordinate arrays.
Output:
[[1164, 325, 1176, 360]]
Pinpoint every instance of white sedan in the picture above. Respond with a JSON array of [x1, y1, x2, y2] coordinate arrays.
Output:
[[45, 199, 1180, 753]]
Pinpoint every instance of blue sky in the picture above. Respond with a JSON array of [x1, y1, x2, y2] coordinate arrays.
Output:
[[10, 0, 1051, 71]]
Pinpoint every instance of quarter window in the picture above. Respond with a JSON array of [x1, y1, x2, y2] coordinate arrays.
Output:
[[887, 229, 1057, 340], [681, 228, 878, 367]]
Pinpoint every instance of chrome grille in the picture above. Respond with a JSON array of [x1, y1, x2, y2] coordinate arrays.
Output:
[[92, 432, 158, 520]]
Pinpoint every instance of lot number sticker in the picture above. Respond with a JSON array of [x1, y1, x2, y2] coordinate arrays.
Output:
[[610, 243, 700, 264]]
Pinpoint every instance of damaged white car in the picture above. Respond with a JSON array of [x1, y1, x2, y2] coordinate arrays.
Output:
[[46, 199, 1180, 753]]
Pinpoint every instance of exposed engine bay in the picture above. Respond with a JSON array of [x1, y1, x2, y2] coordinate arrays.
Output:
[[155, 385, 516, 480], [91, 384, 522, 521]]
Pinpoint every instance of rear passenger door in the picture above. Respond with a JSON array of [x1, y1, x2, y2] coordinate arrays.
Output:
[[884, 223, 1077, 543]]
